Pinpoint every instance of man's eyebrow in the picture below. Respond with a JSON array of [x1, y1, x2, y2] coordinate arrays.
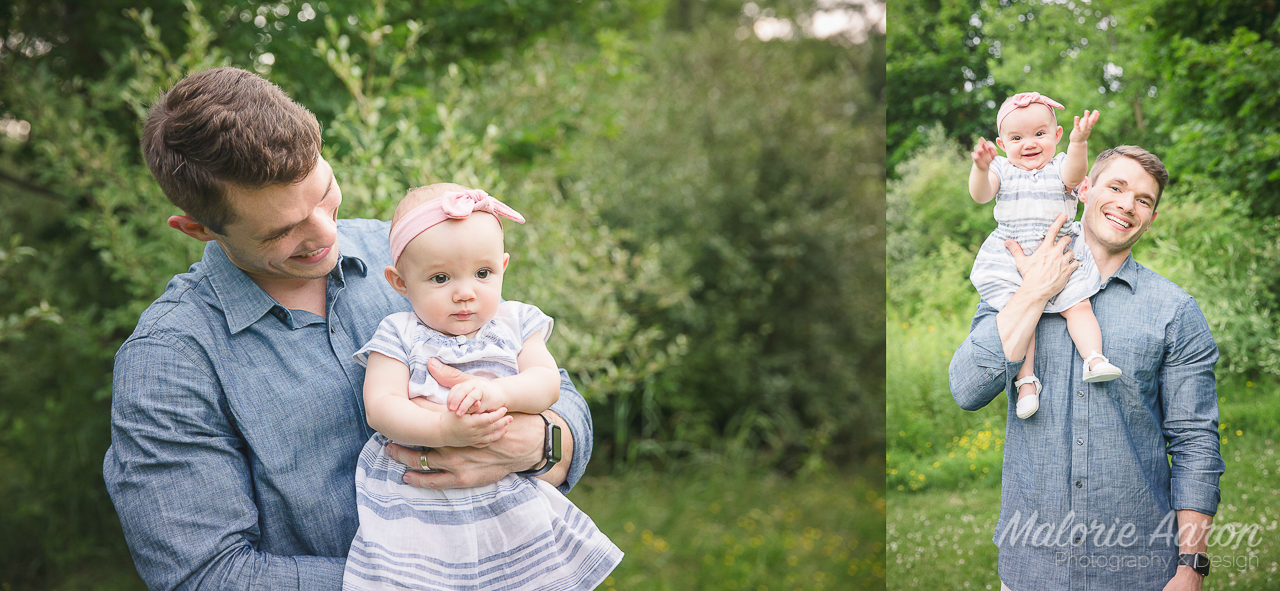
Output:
[[259, 173, 335, 241]]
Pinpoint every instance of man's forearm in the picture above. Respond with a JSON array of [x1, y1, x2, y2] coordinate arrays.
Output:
[[996, 279, 1053, 361], [1177, 510, 1212, 555]]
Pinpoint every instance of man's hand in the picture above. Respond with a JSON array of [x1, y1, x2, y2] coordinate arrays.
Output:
[[1162, 567, 1204, 591], [1003, 213, 1079, 299], [387, 412, 546, 489], [1070, 110, 1100, 144], [972, 137, 998, 170]]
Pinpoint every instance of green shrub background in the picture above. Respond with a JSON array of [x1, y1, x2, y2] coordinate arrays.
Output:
[[0, 0, 885, 586]]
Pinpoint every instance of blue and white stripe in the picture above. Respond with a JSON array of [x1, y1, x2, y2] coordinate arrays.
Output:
[[970, 154, 1100, 313]]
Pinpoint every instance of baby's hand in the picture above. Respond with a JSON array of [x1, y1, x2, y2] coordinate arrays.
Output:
[[972, 138, 998, 170], [447, 379, 506, 416], [1070, 110, 1100, 143], [438, 406, 511, 447]]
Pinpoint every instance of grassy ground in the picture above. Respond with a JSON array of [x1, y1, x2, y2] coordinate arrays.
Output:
[[887, 321, 1280, 591], [572, 462, 886, 591], [30, 463, 885, 591]]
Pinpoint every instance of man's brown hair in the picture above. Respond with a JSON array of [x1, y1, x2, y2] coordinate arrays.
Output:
[[141, 67, 322, 234], [1089, 145, 1169, 209]]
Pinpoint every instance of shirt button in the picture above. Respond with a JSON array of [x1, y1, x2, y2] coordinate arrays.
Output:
[[1074, 536, 1082, 544], [1076, 481, 1082, 488], [331, 325, 337, 333], [1078, 390, 1084, 397], [1077, 438, 1084, 445], [456, 335, 467, 345]]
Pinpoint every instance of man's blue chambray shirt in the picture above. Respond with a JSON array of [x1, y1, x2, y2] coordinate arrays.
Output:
[[949, 254, 1224, 591], [103, 219, 593, 590]]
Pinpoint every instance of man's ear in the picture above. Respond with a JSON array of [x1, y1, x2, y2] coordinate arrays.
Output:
[[168, 215, 218, 242], [1075, 178, 1091, 203], [502, 252, 510, 271], [384, 265, 409, 297]]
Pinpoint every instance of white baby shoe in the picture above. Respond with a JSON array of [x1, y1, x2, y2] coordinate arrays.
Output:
[[1014, 375, 1042, 419], [1082, 351, 1122, 383]]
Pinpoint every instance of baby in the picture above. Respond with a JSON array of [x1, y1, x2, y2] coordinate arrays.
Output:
[[343, 184, 622, 590], [968, 92, 1121, 420]]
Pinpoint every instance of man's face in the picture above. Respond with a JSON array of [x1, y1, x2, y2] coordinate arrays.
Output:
[[387, 214, 508, 338], [212, 156, 342, 285], [1080, 156, 1160, 256], [997, 105, 1062, 171]]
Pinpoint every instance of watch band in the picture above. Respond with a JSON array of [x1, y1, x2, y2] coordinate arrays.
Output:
[[515, 413, 562, 477], [1178, 552, 1210, 577]]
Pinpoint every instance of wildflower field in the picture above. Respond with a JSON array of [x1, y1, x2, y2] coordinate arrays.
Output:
[[574, 463, 886, 591]]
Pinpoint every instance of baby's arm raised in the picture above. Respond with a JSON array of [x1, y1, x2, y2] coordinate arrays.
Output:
[[364, 352, 512, 447], [1063, 110, 1100, 189], [969, 138, 1001, 204], [447, 331, 561, 416]]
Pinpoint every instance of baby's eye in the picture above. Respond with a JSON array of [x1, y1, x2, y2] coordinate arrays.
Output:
[[1011, 135, 1022, 141], [1035, 131, 1045, 136], [476, 268, 492, 279], [429, 273, 449, 284]]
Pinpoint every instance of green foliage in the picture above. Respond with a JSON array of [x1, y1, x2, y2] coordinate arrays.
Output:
[[557, 23, 886, 468], [887, 0, 1002, 174], [886, 126, 992, 274], [1149, 24, 1280, 217]]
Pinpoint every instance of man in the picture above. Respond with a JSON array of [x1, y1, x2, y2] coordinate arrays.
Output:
[[950, 146, 1224, 591], [102, 67, 593, 589]]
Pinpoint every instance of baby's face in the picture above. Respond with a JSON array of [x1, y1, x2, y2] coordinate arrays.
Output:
[[997, 104, 1062, 171], [389, 214, 508, 338]]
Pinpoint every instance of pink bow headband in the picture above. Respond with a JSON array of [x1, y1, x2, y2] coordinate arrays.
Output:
[[389, 189, 525, 265], [997, 92, 1065, 133]]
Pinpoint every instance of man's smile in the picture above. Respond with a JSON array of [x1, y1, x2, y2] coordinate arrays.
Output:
[[1103, 213, 1133, 229], [291, 246, 331, 263]]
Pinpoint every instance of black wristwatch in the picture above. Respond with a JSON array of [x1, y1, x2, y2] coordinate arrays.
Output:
[[1178, 552, 1210, 577], [515, 413, 562, 477]]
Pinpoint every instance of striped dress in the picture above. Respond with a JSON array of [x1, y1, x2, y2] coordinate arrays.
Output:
[[343, 302, 623, 590], [970, 153, 1100, 313]]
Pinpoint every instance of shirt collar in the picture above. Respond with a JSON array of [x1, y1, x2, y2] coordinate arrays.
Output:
[[202, 230, 372, 334], [1101, 253, 1140, 293]]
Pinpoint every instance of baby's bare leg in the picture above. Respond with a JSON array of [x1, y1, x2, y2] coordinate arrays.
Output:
[[1015, 331, 1037, 401], [1062, 300, 1103, 368]]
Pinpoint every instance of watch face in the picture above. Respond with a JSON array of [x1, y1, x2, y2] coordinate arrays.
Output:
[[549, 424, 562, 463]]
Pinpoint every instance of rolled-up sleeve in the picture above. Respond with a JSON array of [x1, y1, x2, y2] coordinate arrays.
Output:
[[949, 303, 1026, 411], [1159, 297, 1225, 516], [103, 336, 344, 590], [549, 368, 592, 493]]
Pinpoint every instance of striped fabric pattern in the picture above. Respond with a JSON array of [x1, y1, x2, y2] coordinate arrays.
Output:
[[970, 154, 1100, 313], [344, 301, 623, 590], [344, 435, 623, 590]]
